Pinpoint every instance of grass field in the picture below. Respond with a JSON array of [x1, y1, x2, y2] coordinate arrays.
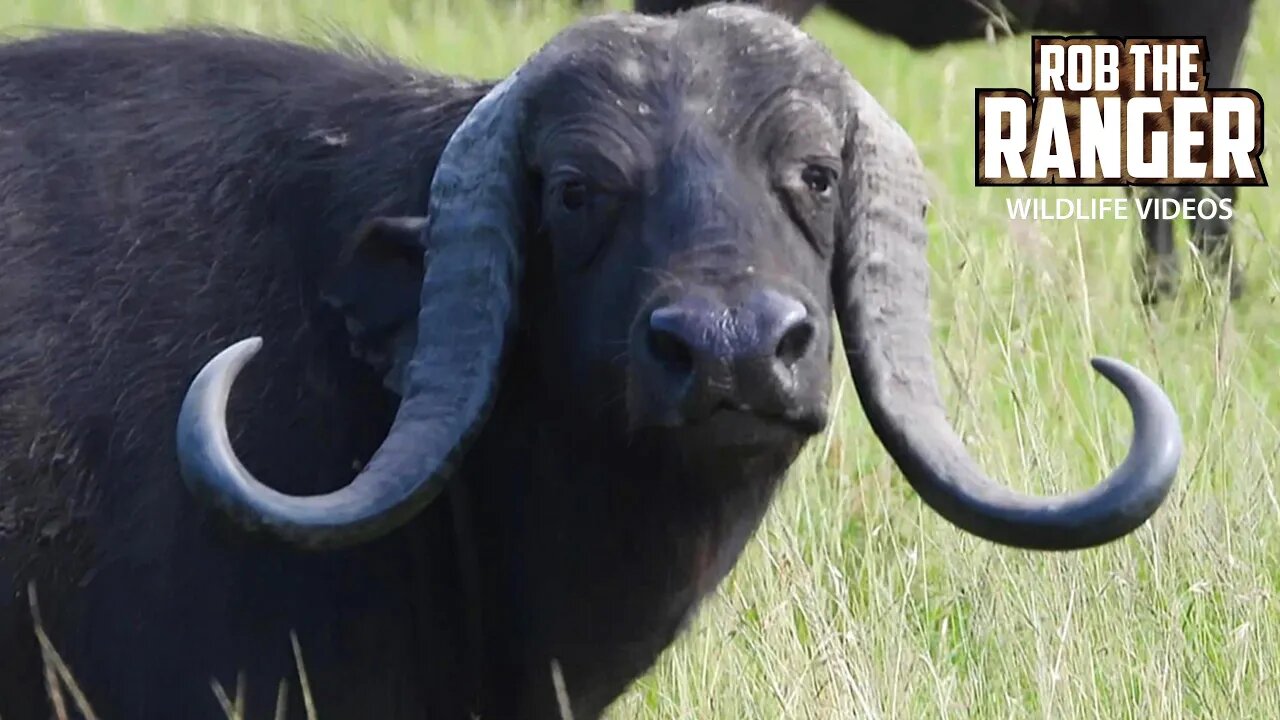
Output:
[[4, 0, 1279, 717]]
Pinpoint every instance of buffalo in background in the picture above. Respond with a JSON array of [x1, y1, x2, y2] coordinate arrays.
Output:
[[0, 6, 1181, 720], [631, 0, 1259, 304]]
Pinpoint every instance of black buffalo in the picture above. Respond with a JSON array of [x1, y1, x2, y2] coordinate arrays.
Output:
[[631, 0, 1258, 304], [0, 6, 1181, 720]]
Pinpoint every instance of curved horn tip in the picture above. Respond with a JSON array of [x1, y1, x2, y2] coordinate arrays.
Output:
[[223, 336, 265, 364], [185, 337, 264, 406], [1088, 354, 1184, 523], [1088, 356, 1149, 386], [1087, 356, 1181, 435], [176, 336, 264, 495], [1089, 353, 1184, 448], [182, 336, 264, 409]]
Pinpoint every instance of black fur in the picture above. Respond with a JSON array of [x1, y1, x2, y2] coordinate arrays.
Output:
[[0, 28, 495, 720], [0, 15, 848, 718]]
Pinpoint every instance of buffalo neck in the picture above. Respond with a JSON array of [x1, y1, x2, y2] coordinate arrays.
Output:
[[456, 344, 805, 716]]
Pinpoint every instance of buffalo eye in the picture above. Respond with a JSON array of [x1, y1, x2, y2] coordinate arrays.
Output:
[[542, 173, 620, 271], [560, 180, 590, 211], [800, 165, 836, 196]]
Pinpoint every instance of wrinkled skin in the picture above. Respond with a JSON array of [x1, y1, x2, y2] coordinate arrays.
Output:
[[630, 0, 1257, 304], [0, 7, 1180, 720]]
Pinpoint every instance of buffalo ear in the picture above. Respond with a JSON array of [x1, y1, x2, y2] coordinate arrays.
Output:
[[322, 215, 431, 394], [346, 216, 430, 267]]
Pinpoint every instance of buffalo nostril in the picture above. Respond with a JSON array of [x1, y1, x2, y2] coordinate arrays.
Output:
[[775, 320, 815, 367], [647, 325, 695, 375]]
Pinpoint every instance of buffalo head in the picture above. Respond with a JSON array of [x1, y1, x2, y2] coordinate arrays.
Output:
[[175, 6, 1181, 551]]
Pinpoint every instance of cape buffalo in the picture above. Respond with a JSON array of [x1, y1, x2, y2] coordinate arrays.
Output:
[[631, 0, 1258, 304], [0, 6, 1181, 719]]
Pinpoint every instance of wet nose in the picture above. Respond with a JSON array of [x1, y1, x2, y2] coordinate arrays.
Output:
[[645, 289, 816, 380]]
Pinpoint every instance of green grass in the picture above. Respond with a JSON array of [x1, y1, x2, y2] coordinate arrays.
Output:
[[5, 0, 1280, 717]]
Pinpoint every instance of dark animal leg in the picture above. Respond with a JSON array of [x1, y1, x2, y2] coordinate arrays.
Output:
[[1192, 186, 1244, 300], [1190, 2, 1252, 301], [1133, 187, 1182, 305], [1155, 0, 1255, 302]]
